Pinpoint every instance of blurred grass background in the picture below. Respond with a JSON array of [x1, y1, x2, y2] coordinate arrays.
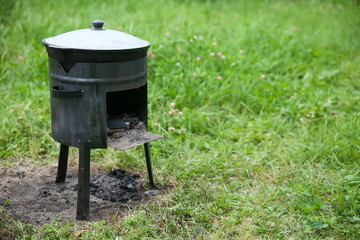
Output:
[[0, 0, 360, 239]]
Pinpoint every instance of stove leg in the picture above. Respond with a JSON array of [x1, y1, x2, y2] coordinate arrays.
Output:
[[76, 141, 91, 221], [144, 143, 156, 188], [56, 144, 69, 183]]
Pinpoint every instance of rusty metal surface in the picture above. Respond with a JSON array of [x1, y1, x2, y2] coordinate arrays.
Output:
[[49, 61, 148, 148], [107, 131, 162, 151], [48, 57, 148, 90]]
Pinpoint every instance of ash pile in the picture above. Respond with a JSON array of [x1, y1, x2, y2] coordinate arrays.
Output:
[[90, 169, 142, 202], [107, 114, 146, 140]]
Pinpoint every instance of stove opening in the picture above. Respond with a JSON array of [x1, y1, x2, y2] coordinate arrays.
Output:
[[106, 84, 147, 137], [105, 84, 162, 151]]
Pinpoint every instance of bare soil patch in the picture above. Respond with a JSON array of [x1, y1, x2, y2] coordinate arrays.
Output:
[[0, 164, 164, 226]]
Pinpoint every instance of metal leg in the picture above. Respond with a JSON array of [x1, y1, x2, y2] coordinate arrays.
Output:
[[76, 141, 91, 221], [56, 144, 69, 183], [144, 143, 156, 188]]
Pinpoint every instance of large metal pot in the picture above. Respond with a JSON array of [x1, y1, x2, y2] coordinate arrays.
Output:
[[42, 20, 160, 220], [42, 20, 150, 148]]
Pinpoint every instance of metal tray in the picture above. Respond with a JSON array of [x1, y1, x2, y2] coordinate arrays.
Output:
[[107, 130, 162, 150]]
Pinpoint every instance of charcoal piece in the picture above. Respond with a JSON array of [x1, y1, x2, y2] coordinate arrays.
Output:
[[101, 195, 109, 200], [39, 190, 51, 198], [130, 173, 140, 179], [119, 196, 129, 202], [116, 171, 125, 178], [126, 183, 135, 190], [119, 182, 136, 191], [107, 119, 127, 129], [110, 169, 125, 178], [127, 118, 140, 129], [123, 175, 132, 182], [90, 182, 100, 189], [131, 195, 142, 201], [107, 117, 140, 130]]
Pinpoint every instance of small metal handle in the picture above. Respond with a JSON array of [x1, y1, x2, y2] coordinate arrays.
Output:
[[92, 20, 105, 30], [52, 86, 84, 99]]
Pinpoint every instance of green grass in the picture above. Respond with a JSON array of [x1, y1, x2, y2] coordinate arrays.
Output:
[[1, 0, 360, 239]]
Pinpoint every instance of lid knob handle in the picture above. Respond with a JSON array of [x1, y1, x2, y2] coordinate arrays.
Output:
[[92, 20, 105, 30]]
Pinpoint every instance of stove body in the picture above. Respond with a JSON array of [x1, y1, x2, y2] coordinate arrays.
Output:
[[49, 56, 149, 149], [43, 20, 161, 220]]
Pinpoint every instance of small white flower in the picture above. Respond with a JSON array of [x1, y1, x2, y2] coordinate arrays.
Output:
[[195, 57, 201, 61], [168, 127, 176, 131], [165, 32, 171, 37], [239, 50, 245, 54], [178, 111, 184, 116], [170, 102, 176, 107], [212, 42, 217, 46], [175, 62, 181, 66], [216, 76, 222, 80], [209, 52, 215, 57], [260, 74, 266, 79]]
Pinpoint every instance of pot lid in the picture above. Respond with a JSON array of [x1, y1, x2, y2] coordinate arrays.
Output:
[[43, 20, 150, 51]]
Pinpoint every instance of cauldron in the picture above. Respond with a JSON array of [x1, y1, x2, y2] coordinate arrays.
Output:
[[43, 20, 161, 220]]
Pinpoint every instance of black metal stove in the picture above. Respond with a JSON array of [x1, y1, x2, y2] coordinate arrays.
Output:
[[42, 20, 162, 220]]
